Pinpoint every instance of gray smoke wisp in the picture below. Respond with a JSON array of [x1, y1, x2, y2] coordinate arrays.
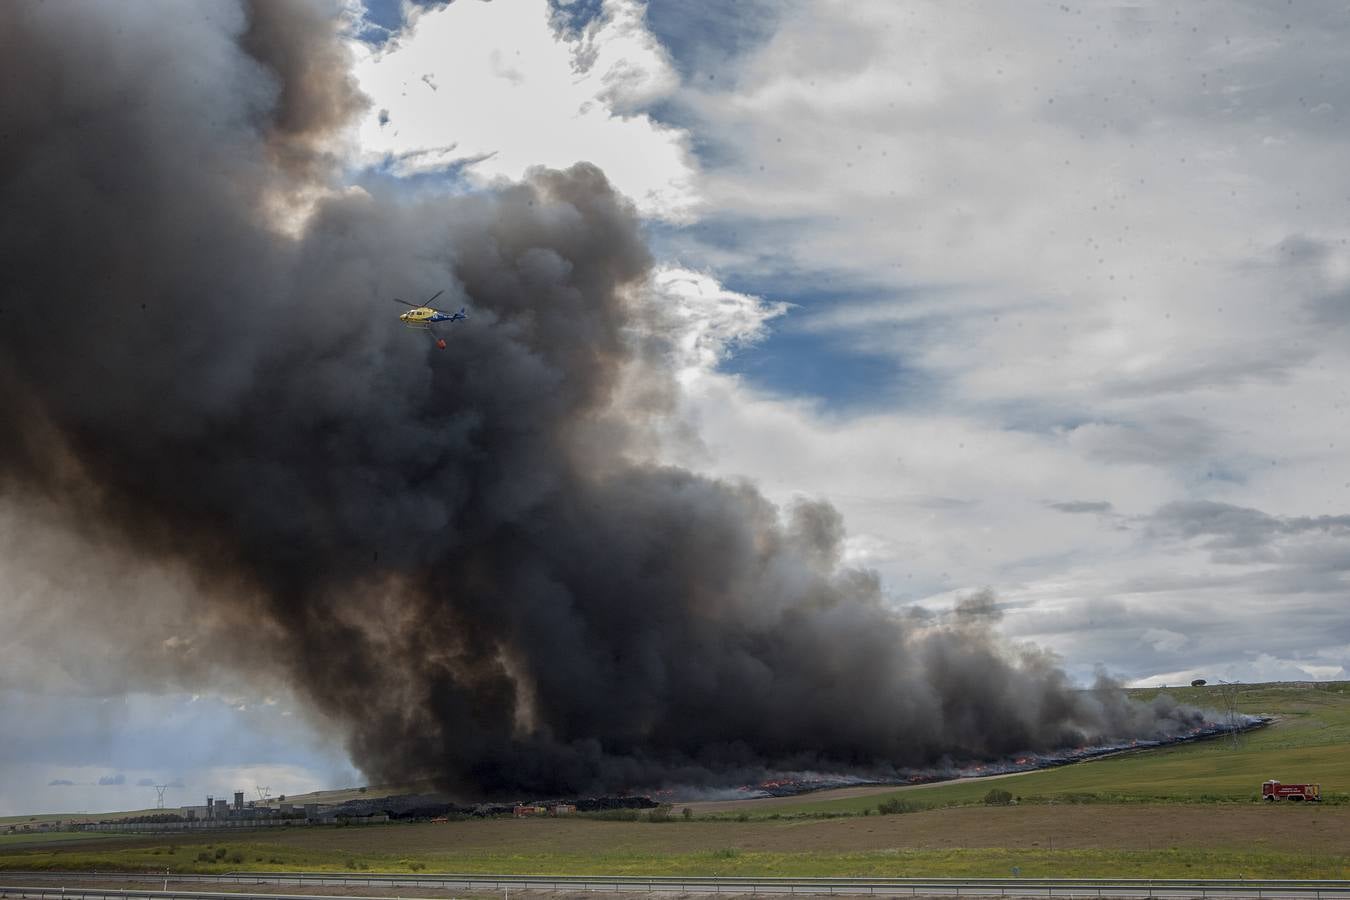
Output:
[[0, 0, 1205, 798]]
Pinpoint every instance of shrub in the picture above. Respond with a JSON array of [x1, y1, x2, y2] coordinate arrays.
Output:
[[195, 852, 212, 862], [229, 853, 243, 864], [213, 847, 227, 860], [983, 789, 1014, 806], [877, 798, 917, 815], [578, 809, 641, 821], [681, 807, 693, 820]]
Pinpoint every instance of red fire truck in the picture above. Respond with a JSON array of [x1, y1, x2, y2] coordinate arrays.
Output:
[[1261, 780, 1321, 801]]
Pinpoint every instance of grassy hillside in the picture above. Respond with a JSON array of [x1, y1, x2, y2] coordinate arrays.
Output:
[[247, 785, 424, 807], [0, 810, 161, 827], [733, 681, 1350, 817]]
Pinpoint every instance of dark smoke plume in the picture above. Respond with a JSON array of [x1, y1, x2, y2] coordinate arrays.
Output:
[[0, 0, 1204, 797]]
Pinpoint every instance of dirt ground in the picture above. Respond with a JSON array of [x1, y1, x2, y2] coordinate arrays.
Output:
[[26, 805, 1349, 859], [321, 806, 1350, 855]]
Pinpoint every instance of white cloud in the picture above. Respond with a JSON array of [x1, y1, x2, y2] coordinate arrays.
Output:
[[633, 0, 1350, 686], [671, 0, 1350, 420], [351, 0, 698, 219], [646, 266, 786, 377], [1141, 628, 1190, 655]]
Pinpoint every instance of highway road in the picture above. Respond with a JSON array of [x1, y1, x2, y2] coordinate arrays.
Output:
[[2, 872, 1349, 899]]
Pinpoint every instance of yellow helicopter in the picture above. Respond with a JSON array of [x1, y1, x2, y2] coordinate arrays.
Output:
[[392, 290, 467, 349]]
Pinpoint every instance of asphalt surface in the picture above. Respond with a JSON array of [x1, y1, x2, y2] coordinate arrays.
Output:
[[2, 872, 1349, 899]]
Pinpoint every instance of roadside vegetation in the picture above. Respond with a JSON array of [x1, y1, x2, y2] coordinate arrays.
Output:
[[1, 840, 1347, 880]]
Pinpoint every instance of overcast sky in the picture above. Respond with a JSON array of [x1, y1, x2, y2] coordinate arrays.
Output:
[[4, 0, 1348, 817]]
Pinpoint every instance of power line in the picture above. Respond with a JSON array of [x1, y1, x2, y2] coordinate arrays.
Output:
[[1217, 679, 1243, 749]]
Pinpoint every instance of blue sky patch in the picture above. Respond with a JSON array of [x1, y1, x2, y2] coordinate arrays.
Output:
[[356, 0, 451, 45], [713, 274, 942, 411], [353, 154, 486, 199], [654, 218, 947, 410], [721, 323, 925, 412], [643, 0, 787, 80], [548, 0, 605, 36]]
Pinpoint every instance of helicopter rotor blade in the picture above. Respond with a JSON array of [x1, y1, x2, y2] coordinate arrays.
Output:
[[422, 289, 445, 307], [391, 297, 421, 308]]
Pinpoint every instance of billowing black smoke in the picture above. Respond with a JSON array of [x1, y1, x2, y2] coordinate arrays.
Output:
[[0, 0, 1204, 797]]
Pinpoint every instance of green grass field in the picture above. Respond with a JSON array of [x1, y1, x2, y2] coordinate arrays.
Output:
[[4, 828, 1349, 881], [732, 681, 1350, 817], [1, 845, 1346, 880], [0, 832, 139, 847]]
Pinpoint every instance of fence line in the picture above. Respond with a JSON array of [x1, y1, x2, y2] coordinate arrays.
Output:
[[5, 874, 1350, 890], [2, 877, 1350, 900], [8, 874, 1350, 886]]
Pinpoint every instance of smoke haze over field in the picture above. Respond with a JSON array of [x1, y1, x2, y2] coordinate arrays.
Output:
[[0, 0, 1206, 797]]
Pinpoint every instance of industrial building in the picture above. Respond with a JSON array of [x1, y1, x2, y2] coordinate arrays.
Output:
[[175, 791, 320, 824]]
